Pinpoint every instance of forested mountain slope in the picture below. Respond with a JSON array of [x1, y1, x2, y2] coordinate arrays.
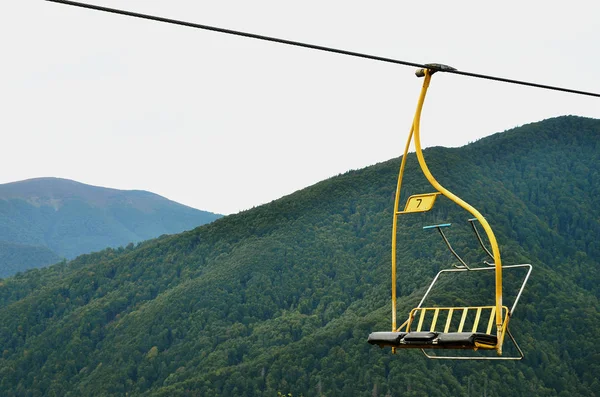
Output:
[[0, 241, 61, 279], [0, 178, 222, 276], [0, 116, 598, 396]]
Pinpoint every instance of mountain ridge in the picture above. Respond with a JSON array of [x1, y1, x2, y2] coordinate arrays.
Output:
[[0, 177, 222, 275], [0, 177, 193, 211]]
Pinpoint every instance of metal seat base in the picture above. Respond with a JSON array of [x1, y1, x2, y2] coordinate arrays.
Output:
[[368, 331, 497, 350]]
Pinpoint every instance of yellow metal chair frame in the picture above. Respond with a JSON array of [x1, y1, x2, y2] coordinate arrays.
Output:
[[392, 263, 531, 359], [383, 66, 532, 359]]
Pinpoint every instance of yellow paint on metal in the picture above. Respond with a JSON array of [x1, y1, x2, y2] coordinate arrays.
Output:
[[444, 308, 454, 333], [390, 69, 506, 354], [390, 68, 508, 355], [399, 193, 440, 214], [390, 124, 416, 331], [430, 308, 440, 332], [406, 306, 507, 335], [411, 70, 504, 351], [396, 319, 409, 333], [473, 307, 483, 332], [474, 341, 496, 350], [395, 319, 409, 333], [458, 308, 468, 332], [486, 306, 497, 335], [417, 309, 427, 332], [499, 316, 510, 349]]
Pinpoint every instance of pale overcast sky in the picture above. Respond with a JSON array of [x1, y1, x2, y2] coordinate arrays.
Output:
[[2, 1, 599, 214]]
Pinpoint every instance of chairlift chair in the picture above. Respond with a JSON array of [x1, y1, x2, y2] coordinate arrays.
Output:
[[367, 66, 532, 360]]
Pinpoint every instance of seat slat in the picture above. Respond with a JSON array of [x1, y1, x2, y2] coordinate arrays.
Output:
[[458, 308, 468, 332], [444, 308, 454, 333], [430, 308, 440, 332], [486, 306, 496, 335], [417, 308, 427, 332], [371, 306, 508, 352], [473, 307, 482, 332]]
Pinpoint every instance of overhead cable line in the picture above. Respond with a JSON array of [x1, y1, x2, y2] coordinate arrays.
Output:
[[47, 0, 600, 98]]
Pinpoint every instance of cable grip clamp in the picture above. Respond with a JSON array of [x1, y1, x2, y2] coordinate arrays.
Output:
[[416, 63, 457, 78]]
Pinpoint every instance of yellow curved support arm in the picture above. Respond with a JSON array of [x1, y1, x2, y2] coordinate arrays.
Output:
[[392, 69, 504, 354], [391, 120, 415, 332]]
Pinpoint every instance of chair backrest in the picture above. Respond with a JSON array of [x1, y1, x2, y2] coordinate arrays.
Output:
[[407, 306, 509, 334]]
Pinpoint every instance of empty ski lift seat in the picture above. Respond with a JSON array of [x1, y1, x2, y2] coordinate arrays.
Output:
[[368, 305, 508, 350]]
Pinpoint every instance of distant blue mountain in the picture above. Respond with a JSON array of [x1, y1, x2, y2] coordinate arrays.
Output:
[[0, 177, 222, 276]]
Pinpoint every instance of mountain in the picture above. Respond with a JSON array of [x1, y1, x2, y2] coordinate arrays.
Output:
[[0, 178, 222, 276], [0, 241, 62, 279], [0, 116, 598, 396]]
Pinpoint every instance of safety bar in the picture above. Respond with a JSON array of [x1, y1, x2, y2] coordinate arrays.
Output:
[[423, 223, 471, 269], [414, 264, 532, 316], [468, 218, 495, 263]]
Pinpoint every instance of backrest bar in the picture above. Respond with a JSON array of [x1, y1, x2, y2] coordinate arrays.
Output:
[[408, 306, 508, 334]]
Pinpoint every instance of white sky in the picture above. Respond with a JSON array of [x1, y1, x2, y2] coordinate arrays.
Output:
[[2, 1, 599, 215]]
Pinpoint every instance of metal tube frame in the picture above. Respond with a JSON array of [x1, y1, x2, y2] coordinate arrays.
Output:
[[406, 264, 532, 360], [468, 218, 495, 262], [413, 264, 533, 315], [435, 227, 471, 270], [421, 329, 525, 360]]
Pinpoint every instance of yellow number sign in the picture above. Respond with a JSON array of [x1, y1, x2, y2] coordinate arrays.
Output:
[[399, 193, 440, 214]]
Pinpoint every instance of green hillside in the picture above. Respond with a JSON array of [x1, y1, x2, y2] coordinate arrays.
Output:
[[0, 241, 61, 278], [0, 116, 598, 396], [0, 178, 222, 275]]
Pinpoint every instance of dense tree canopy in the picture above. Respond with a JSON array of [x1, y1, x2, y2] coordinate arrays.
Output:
[[0, 116, 598, 396]]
